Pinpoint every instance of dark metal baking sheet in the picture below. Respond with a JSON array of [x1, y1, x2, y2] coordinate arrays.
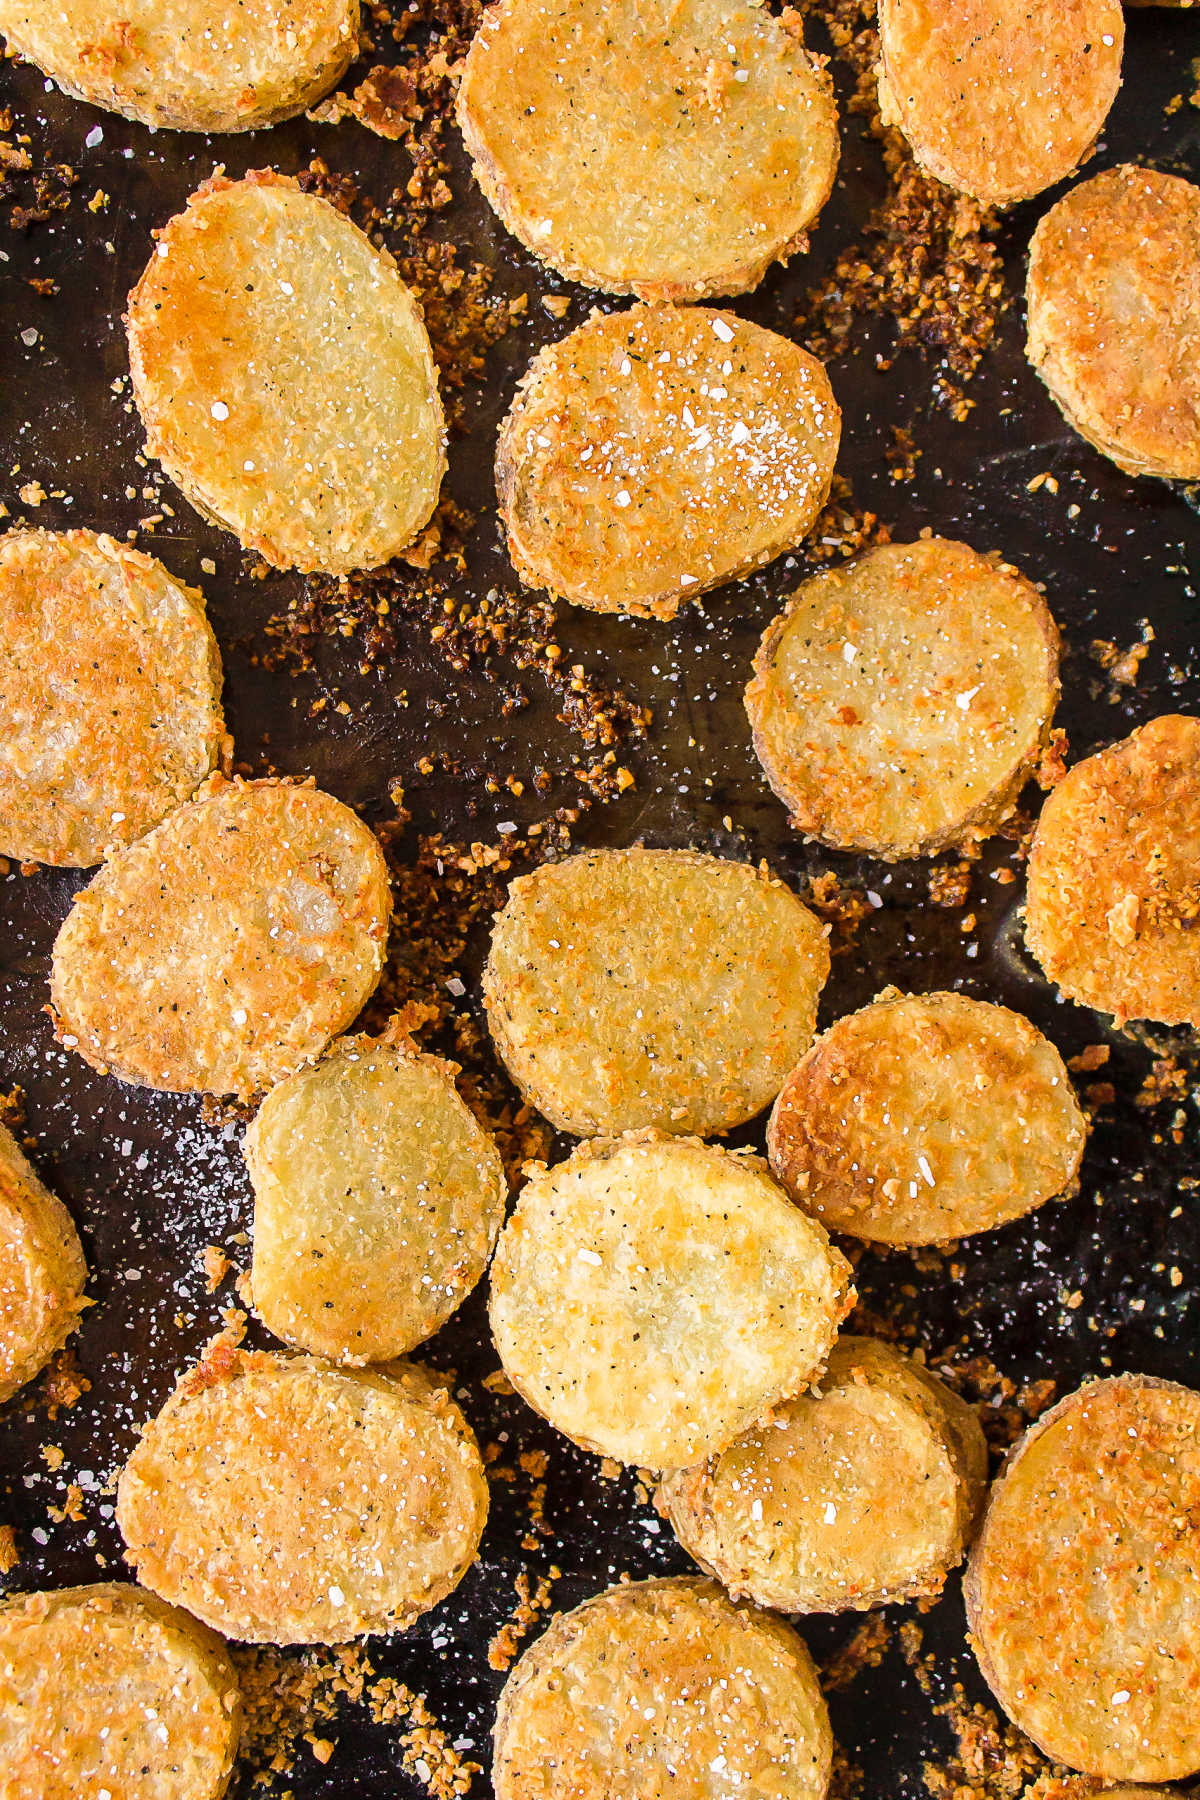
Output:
[[2, 8, 1200, 1796]]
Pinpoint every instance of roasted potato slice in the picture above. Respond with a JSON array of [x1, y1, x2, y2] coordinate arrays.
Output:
[[1026, 164, 1200, 481], [245, 1034, 507, 1363], [745, 538, 1061, 859], [767, 991, 1086, 1246], [493, 1578, 832, 1800], [50, 775, 391, 1099], [116, 1350, 488, 1646], [1025, 714, 1200, 1027], [877, 0, 1122, 207], [0, 1122, 87, 1406], [496, 304, 840, 619], [0, 1583, 240, 1800], [0, 528, 225, 867], [457, 0, 839, 300], [660, 1337, 987, 1613], [965, 1375, 1200, 1781], [484, 847, 830, 1138], [488, 1133, 853, 1470], [128, 172, 446, 574], [0, 0, 358, 132]]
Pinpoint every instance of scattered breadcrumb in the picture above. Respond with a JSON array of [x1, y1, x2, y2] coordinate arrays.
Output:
[[487, 1568, 558, 1671], [0, 1525, 17, 1574], [201, 1245, 233, 1292]]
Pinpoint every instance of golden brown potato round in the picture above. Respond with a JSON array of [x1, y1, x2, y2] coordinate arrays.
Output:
[[489, 1133, 853, 1470], [496, 305, 840, 620], [116, 1350, 488, 1646], [245, 1033, 507, 1363], [457, 0, 839, 301], [128, 172, 446, 574], [50, 775, 391, 1100], [0, 528, 225, 867], [1025, 715, 1200, 1027], [965, 1375, 1200, 1781], [766, 991, 1087, 1246], [484, 848, 830, 1139], [0, 0, 358, 133], [1026, 164, 1200, 481], [660, 1337, 987, 1613], [876, 0, 1123, 208], [493, 1577, 832, 1800], [0, 1583, 241, 1800], [0, 1122, 87, 1406], [745, 538, 1061, 860]]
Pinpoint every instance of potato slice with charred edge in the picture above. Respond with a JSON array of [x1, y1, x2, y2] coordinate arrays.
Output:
[[766, 991, 1086, 1246], [245, 1033, 507, 1363], [493, 1577, 832, 1800], [1026, 164, 1200, 481], [0, 1583, 240, 1800], [127, 173, 446, 574], [876, 0, 1122, 207], [1025, 714, 1200, 1027], [0, 528, 225, 868], [659, 1337, 987, 1614], [116, 1350, 488, 1646], [50, 775, 391, 1100], [457, 0, 838, 300], [0, 0, 358, 133], [745, 538, 1061, 860], [965, 1374, 1200, 1781], [488, 1133, 854, 1471], [484, 847, 830, 1139], [0, 1123, 86, 1407], [496, 304, 840, 620]]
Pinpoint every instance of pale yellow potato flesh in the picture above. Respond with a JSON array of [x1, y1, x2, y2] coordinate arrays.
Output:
[[877, 0, 1123, 207], [246, 1035, 507, 1363], [50, 775, 392, 1100], [488, 1133, 854, 1470], [493, 1578, 832, 1800], [966, 1375, 1200, 1781], [0, 528, 225, 867], [0, 0, 358, 132], [128, 173, 446, 574], [766, 991, 1087, 1245], [746, 538, 1061, 859], [660, 1337, 987, 1613], [484, 847, 830, 1138], [496, 304, 840, 619], [0, 1583, 241, 1800], [457, 0, 839, 300], [116, 1351, 489, 1646], [0, 1122, 86, 1406]]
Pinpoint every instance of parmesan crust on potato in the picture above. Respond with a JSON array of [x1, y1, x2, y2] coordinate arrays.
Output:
[[660, 1337, 987, 1613], [116, 1350, 489, 1646], [496, 305, 840, 620], [1026, 164, 1200, 481], [766, 991, 1087, 1246], [876, 0, 1123, 208], [127, 172, 446, 574], [50, 775, 391, 1100], [493, 1577, 832, 1800], [0, 0, 358, 133], [0, 1122, 87, 1407], [488, 1133, 854, 1470], [484, 847, 830, 1139], [965, 1375, 1200, 1781], [0, 1583, 241, 1800], [0, 528, 225, 867], [745, 538, 1061, 860], [1025, 714, 1200, 1027], [457, 0, 839, 300], [245, 1033, 507, 1363]]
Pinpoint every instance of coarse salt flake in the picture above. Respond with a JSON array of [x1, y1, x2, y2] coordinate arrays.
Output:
[[711, 318, 735, 342], [210, 401, 230, 421]]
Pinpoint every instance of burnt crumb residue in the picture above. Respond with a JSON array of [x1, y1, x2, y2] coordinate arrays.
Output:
[[0, 107, 77, 234], [795, 1, 1007, 418]]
